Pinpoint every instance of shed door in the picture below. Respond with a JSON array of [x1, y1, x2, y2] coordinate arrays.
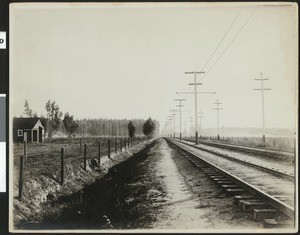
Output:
[[39, 127, 43, 143], [33, 130, 38, 142]]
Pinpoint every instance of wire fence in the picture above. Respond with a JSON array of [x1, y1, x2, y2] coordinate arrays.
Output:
[[14, 136, 147, 201]]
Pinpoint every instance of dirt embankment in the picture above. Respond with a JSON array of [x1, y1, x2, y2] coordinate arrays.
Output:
[[13, 139, 154, 227]]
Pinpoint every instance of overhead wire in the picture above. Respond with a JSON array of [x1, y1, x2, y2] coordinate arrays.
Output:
[[164, 6, 258, 131], [197, 7, 243, 78], [173, 8, 242, 110], [200, 6, 258, 82], [217, 40, 286, 95]]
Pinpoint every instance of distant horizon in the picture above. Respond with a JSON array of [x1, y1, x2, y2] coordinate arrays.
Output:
[[12, 113, 296, 135], [13, 109, 297, 131]]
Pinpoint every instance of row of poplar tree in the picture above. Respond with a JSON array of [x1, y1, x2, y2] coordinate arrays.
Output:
[[22, 100, 159, 138]]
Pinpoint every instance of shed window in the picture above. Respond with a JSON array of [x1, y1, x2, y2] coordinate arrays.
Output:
[[17, 129, 23, 137]]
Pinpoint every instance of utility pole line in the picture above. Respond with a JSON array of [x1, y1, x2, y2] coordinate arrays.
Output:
[[177, 70, 215, 145], [169, 109, 177, 138], [175, 98, 186, 141], [253, 72, 271, 144], [186, 71, 204, 144], [213, 99, 223, 140]]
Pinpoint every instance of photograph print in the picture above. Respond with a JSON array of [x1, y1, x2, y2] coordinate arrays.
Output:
[[9, 2, 298, 233]]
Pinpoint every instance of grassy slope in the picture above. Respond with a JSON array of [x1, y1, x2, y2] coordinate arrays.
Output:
[[13, 139, 151, 227]]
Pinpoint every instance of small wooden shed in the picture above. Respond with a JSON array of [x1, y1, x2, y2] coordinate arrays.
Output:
[[13, 117, 44, 143]]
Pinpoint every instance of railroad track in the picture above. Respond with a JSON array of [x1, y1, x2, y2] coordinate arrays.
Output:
[[165, 137, 295, 228], [176, 139, 294, 181], [181, 138, 295, 162]]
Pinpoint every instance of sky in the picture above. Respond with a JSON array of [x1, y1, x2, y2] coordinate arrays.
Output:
[[10, 3, 298, 133]]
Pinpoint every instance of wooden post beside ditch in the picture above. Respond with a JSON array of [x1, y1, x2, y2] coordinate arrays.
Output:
[[61, 148, 64, 185], [18, 156, 24, 201], [84, 144, 87, 170]]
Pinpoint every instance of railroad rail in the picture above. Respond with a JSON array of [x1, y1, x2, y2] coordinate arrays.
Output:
[[165, 137, 295, 223], [175, 139, 294, 181], [180, 137, 295, 161]]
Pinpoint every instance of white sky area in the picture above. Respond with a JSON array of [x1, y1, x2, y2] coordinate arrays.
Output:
[[10, 3, 298, 132]]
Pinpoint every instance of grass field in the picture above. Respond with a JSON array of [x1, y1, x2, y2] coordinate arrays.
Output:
[[13, 136, 146, 194]]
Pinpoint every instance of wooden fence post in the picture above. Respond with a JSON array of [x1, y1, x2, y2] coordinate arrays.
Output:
[[108, 140, 111, 158], [98, 141, 101, 164], [115, 138, 117, 153], [131, 137, 133, 147], [120, 138, 122, 152], [24, 140, 27, 164], [61, 148, 64, 185], [84, 144, 87, 170], [128, 138, 130, 148], [18, 156, 24, 201], [124, 138, 126, 150]]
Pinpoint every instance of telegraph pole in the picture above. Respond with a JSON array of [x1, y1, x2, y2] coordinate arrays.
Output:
[[186, 71, 204, 144], [175, 98, 186, 141], [169, 110, 177, 138], [213, 99, 223, 140], [253, 72, 271, 144]]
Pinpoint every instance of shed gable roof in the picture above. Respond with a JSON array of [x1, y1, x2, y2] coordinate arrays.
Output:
[[13, 117, 44, 130]]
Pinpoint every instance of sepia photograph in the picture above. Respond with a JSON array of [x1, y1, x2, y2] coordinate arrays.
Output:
[[9, 2, 298, 233]]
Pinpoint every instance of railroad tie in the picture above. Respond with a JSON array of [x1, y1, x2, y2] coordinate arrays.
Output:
[[224, 188, 246, 196], [233, 195, 257, 205], [202, 168, 216, 174], [211, 177, 228, 182], [240, 200, 270, 212], [220, 184, 240, 190], [206, 173, 221, 178], [253, 209, 278, 221], [238, 199, 263, 207], [216, 180, 233, 185]]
